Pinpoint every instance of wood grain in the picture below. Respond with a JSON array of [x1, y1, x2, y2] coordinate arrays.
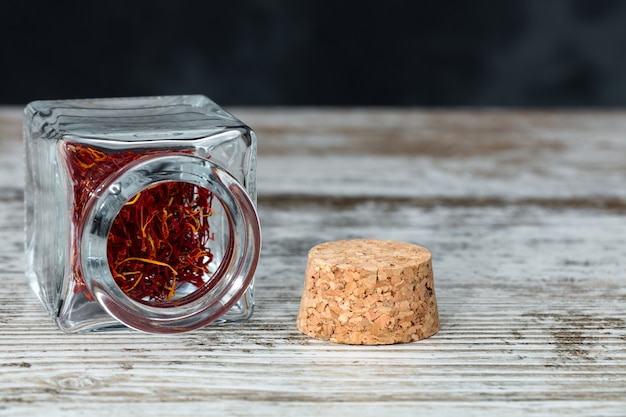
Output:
[[1, 107, 626, 416]]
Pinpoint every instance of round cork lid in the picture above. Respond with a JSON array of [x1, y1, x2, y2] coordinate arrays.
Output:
[[297, 239, 440, 345]]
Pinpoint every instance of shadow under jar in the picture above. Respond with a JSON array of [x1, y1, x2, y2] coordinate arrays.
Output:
[[24, 95, 261, 333]]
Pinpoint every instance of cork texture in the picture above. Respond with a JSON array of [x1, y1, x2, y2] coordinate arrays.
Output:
[[297, 239, 440, 345]]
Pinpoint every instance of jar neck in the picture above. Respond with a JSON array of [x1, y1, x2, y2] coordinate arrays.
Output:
[[79, 154, 261, 333]]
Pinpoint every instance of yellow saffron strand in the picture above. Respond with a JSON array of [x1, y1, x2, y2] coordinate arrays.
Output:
[[167, 275, 177, 300], [127, 274, 144, 292], [116, 257, 178, 276], [124, 192, 142, 206]]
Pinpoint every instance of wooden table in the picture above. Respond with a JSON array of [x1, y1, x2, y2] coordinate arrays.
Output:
[[1, 107, 625, 416]]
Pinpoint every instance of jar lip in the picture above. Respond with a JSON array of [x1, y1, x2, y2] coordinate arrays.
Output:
[[79, 153, 260, 333]]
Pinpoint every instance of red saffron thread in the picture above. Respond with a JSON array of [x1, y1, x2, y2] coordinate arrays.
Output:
[[63, 143, 215, 304]]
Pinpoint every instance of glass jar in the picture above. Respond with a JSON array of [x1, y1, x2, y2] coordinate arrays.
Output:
[[24, 95, 261, 333]]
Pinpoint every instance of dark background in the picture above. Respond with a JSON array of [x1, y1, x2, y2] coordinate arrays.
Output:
[[3, 0, 626, 106]]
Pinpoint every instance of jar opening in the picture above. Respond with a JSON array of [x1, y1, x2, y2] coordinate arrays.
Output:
[[107, 181, 233, 307], [79, 153, 261, 333]]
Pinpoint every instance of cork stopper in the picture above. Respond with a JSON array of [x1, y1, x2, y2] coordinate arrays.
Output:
[[296, 239, 440, 345]]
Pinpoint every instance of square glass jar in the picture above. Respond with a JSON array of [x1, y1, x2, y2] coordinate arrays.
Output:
[[24, 95, 261, 333]]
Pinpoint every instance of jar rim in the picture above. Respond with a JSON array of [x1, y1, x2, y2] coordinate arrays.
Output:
[[79, 153, 261, 333]]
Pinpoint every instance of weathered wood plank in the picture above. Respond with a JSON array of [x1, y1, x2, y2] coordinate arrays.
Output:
[[1, 107, 625, 416], [238, 109, 626, 200]]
